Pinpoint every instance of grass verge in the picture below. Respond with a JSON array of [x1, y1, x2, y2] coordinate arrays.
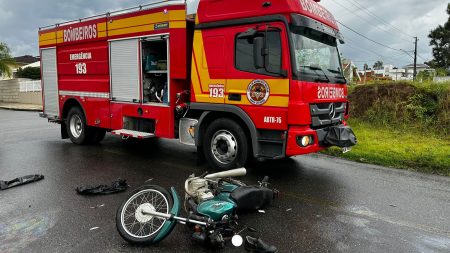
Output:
[[321, 119, 450, 176]]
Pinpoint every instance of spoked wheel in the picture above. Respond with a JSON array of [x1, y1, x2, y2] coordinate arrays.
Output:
[[116, 185, 174, 245]]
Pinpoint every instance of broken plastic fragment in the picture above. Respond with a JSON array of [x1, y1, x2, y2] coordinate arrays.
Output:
[[257, 210, 265, 213], [89, 227, 99, 231], [90, 204, 105, 209], [247, 227, 257, 233], [0, 174, 44, 190]]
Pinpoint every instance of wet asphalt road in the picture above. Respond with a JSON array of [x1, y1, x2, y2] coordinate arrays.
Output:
[[0, 109, 449, 253]]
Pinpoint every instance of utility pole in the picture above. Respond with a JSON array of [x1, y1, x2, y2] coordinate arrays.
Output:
[[413, 36, 418, 81], [363, 64, 367, 85]]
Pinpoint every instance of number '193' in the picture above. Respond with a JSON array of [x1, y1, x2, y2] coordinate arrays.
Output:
[[75, 63, 87, 74]]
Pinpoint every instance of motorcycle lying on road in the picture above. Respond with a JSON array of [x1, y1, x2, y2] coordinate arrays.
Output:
[[116, 168, 277, 248]]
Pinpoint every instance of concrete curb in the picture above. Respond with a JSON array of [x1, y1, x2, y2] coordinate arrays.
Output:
[[0, 106, 42, 112]]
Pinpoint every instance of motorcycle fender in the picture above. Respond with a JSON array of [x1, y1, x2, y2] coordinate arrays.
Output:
[[153, 187, 180, 243]]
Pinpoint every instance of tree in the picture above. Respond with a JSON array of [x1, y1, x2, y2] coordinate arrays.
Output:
[[373, 60, 383, 70], [16, 67, 41, 80], [0, 42, 15, 78], [427, 3, 450, 69]]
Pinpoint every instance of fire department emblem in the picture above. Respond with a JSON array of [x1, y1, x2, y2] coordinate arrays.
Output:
[[247, 80, 270, 105]]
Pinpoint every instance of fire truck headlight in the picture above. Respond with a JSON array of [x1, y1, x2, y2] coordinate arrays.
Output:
[[298, 135, 314, 147]]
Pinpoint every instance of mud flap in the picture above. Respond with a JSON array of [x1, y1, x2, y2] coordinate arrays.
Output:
[[324, 125, 357, 148], [61, 121, 69, 139]]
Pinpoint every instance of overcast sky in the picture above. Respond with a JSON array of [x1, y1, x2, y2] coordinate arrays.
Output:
[[0, 0, 447, 69]]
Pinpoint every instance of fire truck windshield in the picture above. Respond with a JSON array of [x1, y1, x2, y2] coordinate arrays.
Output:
[[291, 26, 346, 84]]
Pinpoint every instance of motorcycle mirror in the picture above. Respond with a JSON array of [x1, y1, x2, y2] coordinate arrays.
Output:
[[231, 235, 243, 247]]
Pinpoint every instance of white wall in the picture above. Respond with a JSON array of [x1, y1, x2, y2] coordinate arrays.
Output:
[[0, 79, 42, 105]]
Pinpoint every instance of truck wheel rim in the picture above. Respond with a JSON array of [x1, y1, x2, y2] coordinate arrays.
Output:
[[121, 189, 169, 238], [211, 130, 238, 165], [69, 114, 83, 138]]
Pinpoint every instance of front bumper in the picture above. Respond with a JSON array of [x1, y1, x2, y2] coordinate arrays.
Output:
[[286, 124, 357, 157]]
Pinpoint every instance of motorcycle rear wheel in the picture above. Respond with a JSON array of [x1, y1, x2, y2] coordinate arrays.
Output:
[[116, 185, 173, 245]]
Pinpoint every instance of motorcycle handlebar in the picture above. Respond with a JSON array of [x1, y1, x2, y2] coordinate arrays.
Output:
[[204, 168, 247, 179]]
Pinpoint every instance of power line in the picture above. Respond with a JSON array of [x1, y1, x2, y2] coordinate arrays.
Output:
[[351, 57, 410, 64], [337, 20, 405, 52], [344, 0, 415, 39], [343, 36, 407, 60], [335, 0, 430, 67], [343, 42, 401, 62], [341, 40, 411, 66], [341, 36, 411, 63], [351, 60, 381, 62], [400, 49, 414, 59], [330, 0, 411, 43], [342, 37, 384, 57], [415, 38, 431, 62], [417, 54, 429, 63]]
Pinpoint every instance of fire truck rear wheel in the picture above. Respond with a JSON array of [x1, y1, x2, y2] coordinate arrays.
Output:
[[203, 118, 248, 170], [66, 107, 93, 145], [90, 128, 106, 144]]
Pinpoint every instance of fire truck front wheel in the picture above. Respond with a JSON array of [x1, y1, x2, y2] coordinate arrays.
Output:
[[203, 118, 248, 170], [66, 107, 93, 145]]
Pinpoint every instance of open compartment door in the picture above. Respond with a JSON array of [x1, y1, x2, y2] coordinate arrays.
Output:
[[141, 35, 169, 104]]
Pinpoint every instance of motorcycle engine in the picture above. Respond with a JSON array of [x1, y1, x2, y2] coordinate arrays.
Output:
[[188, 178, 214, 203]]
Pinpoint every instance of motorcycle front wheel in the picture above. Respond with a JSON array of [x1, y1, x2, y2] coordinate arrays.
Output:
[[116, 185, 174, 245]]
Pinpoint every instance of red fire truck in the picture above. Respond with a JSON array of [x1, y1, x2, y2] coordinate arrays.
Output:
[[38, 0, 356, 170]]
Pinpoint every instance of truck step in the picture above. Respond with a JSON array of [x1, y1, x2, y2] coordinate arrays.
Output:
[[111, 129, 155, 139]]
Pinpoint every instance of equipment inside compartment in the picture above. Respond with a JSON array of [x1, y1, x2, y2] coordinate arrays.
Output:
[[141, 38, 168, 104]]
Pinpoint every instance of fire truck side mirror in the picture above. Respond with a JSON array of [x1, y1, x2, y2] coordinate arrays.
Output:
[[253, 37, 265, 69]]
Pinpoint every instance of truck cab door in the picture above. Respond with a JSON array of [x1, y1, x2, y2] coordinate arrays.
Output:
[[191, 30, 227, 104], [224, 23, 290, 129]]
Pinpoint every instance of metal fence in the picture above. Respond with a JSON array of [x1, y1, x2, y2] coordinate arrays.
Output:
[[19, 80, 42, 92]]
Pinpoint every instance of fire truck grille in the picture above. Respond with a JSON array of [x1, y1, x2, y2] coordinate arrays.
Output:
[[310, 102, 345, 128]]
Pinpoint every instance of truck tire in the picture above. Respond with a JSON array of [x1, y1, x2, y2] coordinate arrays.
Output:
[[66, 107, 92, 145], [203, 118, 248, 170]]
